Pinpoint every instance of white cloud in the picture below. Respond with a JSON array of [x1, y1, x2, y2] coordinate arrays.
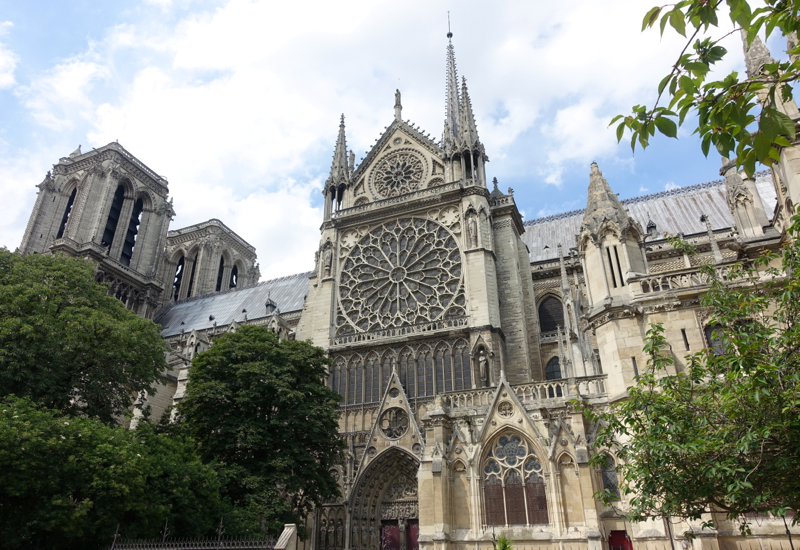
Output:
[[0, 0, 754, 277], [664, 182, 680, 191], [0, 21, 17, 89], [639, 186, 649, 194]]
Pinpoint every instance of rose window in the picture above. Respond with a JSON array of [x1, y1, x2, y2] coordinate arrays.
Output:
[[371, 150, 426, 198], [337, 218, 464, 334]]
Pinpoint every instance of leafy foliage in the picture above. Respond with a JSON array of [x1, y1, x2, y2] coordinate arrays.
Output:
[[0, 396, 223, 549], [580, 217, 800, 531], [612, 0, 800, 176], [495, 533, 514, 550], [0, 249, 167, 423], [178, 325, 344, 536]]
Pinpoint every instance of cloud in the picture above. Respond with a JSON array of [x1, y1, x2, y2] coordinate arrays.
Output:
[[0, 0, 754, 277], [639, 185, 649, 193], [0, 22, 17, 89], [664, 182, 680, 191]]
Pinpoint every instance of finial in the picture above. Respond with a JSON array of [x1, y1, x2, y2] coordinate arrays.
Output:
[[394, 89, 402, 122], [492, 177, 499, 191], [447, 12, 452, 39]]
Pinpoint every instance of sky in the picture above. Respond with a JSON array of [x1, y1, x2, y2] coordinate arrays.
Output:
[[0, 0, 781, 279]]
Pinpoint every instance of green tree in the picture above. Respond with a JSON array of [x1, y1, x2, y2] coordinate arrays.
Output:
[[0, 249, 167, 423], [178, 325, 344, 536], [0, 395, 223, 549], [612, 0, 800, 176], [580, 221, 800, 531]]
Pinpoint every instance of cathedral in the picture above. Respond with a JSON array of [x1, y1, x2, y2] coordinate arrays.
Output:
[[18, 30, 799, 550]]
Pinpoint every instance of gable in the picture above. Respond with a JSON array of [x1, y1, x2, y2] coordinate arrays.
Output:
[[351, 123, 445, 204]]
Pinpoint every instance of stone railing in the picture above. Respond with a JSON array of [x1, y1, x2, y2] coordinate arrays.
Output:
[[539, 330, 560, 344], [109, 537, 275, 549], [331, 181, 462, 220], [105, 141, 169, 186], [447, 374, 607, 409], [330, 316, 469, 346], [636, 265, 732, 294], [50, 238, 157, 283]]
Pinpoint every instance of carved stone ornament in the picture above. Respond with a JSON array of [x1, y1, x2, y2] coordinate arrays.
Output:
[[389, 388, 400, 398], [337, 218, 464, 335], [497, 401, 514, 418], [370, 149, 426, 198], [379, 407, 409, 439]]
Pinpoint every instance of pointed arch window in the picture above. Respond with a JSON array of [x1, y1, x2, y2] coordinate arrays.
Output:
[[172, 256, 184, 301], [538, 296, 564, 333], [101, 185, 125, 248], [120, 198, 143, 266], [545, 357, 562, 380], [215, 255, 226, 292], [601, 455, 621, 500], [229, 265, 239, 289], [56, 188, 77, 239], [453, 341, 470, 390], [399, 350, 414, 398], [365, 354, 379, 404], [417, 349, 434, 397], [483, 434, 549, 526]]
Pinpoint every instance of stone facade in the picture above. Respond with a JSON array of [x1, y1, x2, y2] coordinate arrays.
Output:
[[18, 31, 800, 550]]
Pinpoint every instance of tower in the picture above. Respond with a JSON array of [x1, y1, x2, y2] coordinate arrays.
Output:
[[18, 142, 174, 318]]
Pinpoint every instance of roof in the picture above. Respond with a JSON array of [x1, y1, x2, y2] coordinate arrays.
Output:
[[521, 171, 776, 263], [158, 271, 312, 337]]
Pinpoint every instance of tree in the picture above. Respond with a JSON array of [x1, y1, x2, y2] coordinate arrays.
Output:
[[580, 221, 800, 532], [178, 325, 344, 536], [0, 249, 167, 423], [612, 0, 800, 176], [0, 395, 223, 549]]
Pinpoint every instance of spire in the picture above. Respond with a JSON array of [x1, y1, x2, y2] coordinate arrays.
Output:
[[329, 114, 349, 185], [582, 162, 633, 238], [444, 30, 460, 143], [459, 77, 480, 148], [742, 30, 775, 78]]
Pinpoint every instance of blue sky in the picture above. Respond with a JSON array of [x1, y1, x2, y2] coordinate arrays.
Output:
[[0, 0, 774, 278]]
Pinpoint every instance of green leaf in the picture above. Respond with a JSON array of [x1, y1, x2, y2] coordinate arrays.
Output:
[[616, 122, 626, 143], [753, 131, 771, 161], [659, 74, 672, 95], [669, 9, 687, 37], [642, 6, 662, 31], [655, 116, 678, 138]]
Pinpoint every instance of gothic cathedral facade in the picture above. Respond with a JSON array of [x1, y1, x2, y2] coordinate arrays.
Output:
[[19, 32, 799, 550]]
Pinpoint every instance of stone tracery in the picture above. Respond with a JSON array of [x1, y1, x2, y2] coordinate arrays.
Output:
[[337, 218, 464, 336], [371, 150, 426, 198]]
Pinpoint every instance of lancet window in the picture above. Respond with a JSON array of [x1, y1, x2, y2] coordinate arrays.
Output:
[[483, 433, 549, 526], [101, 185, 125, 248], [600, 455, 621, 500], [538, 296, 564, 333], [56, 187, 77, 239], [330, 339, 471, 405], [172, 256, 185, 301], [120, 198, 143, 266]]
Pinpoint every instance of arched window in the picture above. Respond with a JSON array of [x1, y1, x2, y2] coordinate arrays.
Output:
[[365, 354, 379, 404], [704, 324, 725, 356], [101, 185, 125, 248], [538, 296, 565, 333], [186, 254, 198, 298], [215, 255, 226, 292], [120, 198, 143, 266], [229, 265, 239, 289], [399, 349, 414, 397], [56, 188, 77, 239], [483, 433, 549, 526], [332, 358, 345, 400], [453, 340, 471, 390], [436, 345, 453, 393], [601, 455, 621, 500], [172, 256, 184, 301], [545, 357, 562, 380], [417, 348, 434, 397]]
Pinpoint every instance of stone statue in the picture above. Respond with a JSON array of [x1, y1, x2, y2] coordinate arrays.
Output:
[[369, 524, 378, 548], [361, 523, 368, 550], [478, 349, 488, 385], [395, 89, 401, 107], [320, 522, 327, 550], [323, 246, 332, 277], [314, 249, 320, 271], [336, 520, 343, 549], [468, 215, 478, 248], [329, 523, 336, 549], [351, 523, 359, 549]]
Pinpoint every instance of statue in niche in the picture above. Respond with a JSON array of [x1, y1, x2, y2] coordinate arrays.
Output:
[[323, 246, 332, 277], [468, 214, 478, 248], [328, 523, 336, 549], [336, 520, 343, 549], [320, 521, 328, 550], [395, 89, 401, 107], [361, 523, 368, 550], [478, 349, 488, 386], [370, 524, 378, 549]]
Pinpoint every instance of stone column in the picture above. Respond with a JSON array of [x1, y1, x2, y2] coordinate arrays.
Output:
[[178, 256, 196, 300], [110, 195, 135, 260]]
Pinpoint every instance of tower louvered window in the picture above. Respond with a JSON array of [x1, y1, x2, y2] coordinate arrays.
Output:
[[56, 188, 77, 239], [483, 434, 549, 526], [120, 198, 143, 266], [102, 185, 125, 248]]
